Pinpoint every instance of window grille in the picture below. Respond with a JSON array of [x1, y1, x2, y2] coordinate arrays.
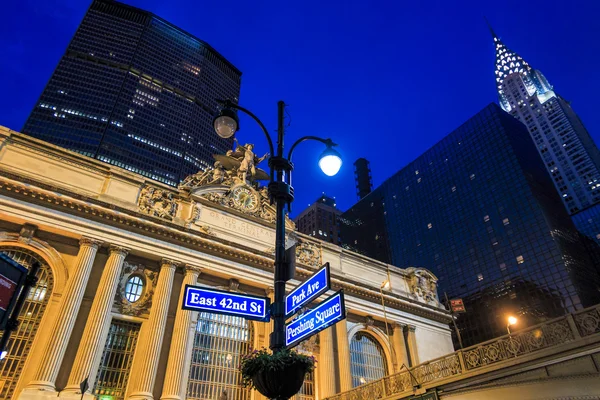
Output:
[[187, 312, 253, 400], [292, 370, 315, 400], [93, 319, 140, 400], [349, 332, 388, 387], [0, 247, 53, 400]]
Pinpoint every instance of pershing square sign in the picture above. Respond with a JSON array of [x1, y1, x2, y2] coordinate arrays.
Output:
[[182, 285, 270, 322], [285, 290, 346, 349]]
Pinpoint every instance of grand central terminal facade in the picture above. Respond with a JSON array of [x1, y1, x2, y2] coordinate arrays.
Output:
[[0, 125, 453, 400]]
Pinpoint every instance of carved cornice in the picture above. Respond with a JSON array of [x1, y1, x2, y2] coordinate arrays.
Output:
[[0, 174, 451, 324]]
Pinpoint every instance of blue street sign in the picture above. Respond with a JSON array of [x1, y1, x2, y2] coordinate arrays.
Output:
[[182, 285, 270, 322], [285, 290, 346, 349], [285, 263, 330, 318]]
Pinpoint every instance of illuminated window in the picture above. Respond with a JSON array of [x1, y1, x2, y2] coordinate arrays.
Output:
[[477, 273, 484, 281], [0, 248, 53, 400], [350, 332, 388, 387], [484, 215, 490, 222], [94, 319, 140, 400], [499, 263, 507, 271], [427, 223, 432, 229], [124, 276, 144, 302], [516, 255, 524, 264], [187, 313, 253, 400], [503, 218, 510, 225]]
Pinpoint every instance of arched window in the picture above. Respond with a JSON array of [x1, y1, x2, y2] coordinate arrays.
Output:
[[0, 247, 53, 400], [187, 312, 253, 400], [350, 331, 389, 387]]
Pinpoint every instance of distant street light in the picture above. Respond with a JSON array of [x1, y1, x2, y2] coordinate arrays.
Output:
[[507, 315, 518, 335]]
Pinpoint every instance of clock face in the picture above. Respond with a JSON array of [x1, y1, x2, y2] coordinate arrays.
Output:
[[231, 185, 259, 211]]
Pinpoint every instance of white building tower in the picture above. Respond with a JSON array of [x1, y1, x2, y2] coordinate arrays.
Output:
[[491, 22, 600, 214]]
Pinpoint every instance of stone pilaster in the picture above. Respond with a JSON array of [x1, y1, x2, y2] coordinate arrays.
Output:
[[62, 245, 129, 398], [319, 327, 336, 398], [406, 325, 419, 367], [335, 317, 352, 392], [127, 259, 177, 400], [23, 237, 102, 394], [392, 323, 410, 372], [160, 264, 201, 400]]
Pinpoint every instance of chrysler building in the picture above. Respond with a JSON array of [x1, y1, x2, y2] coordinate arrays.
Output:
[[491, 23, 600, 214]]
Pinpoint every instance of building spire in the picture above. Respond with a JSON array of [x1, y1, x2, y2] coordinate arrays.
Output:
[[484, 16, 498, 39]]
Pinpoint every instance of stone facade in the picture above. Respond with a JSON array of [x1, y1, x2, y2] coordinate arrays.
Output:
[[0, 125, 453, 400]]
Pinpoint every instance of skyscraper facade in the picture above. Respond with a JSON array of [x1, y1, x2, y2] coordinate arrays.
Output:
[[23, 0, 241, 186], [295, 194, 342, 245], [491, 25, 600, 215], [341, 104, 600, 346]]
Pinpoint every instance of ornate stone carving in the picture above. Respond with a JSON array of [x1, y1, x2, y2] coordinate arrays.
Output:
[[297, 334, 318, 354], [115, 262, 158, 317], [406, 267, 439, 303], [18, 223, 37, 244], [295, 239, 322, 268], [138, 185, 178, 220], [228, 278, 240, 292], [365, 315, 375, 328], [79, 237, 103, 249]]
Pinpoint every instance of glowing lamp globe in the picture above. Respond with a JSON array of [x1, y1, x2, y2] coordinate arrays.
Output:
[[508, 316, 517, 326], [213, 108, 239, 138], [318, 147, 342, 176]]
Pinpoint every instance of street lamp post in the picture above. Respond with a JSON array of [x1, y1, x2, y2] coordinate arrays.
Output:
[[507, 315, 517, 335], [213, 99, 341, 352]]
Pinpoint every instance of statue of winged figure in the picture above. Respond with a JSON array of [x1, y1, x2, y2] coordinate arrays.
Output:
[[213, 140, 270, 182]]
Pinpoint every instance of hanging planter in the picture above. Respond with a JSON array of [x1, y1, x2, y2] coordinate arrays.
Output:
[[240, 348, 316, 400]]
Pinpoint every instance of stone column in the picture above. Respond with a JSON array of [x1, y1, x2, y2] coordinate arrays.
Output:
[[319, 327, 336, 398], [392, 323, 410, 372], [160, 264, 201, 400], [405, 325, 419, 367], [335, 317, 352, 392], [24, 237, 102, 393], [128, 259, 177, 400], [61, 245, 129, 397]]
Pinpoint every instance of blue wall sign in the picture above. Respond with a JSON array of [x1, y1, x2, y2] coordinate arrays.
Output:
[[285, 290, 346, 349], [285, 263, 330, 318], [182, 285, 270, 322]]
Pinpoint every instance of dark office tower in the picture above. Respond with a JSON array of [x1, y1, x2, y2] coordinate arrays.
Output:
[[341, 103, 600, 346], [295, 194, 342, 245], [23, 0, 241, 186], [490, 23, 600, 215], [354, 158, 373, 200]]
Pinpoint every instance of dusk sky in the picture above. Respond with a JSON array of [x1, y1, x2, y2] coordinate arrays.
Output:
[[1, 0, 600, 216]]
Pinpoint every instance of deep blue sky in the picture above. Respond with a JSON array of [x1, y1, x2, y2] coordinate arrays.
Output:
[[1, 1, 600, 217]]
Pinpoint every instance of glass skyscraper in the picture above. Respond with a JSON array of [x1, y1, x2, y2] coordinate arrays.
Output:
[[23, 0, 241, 186], [491, 25, 600, 215], [341, 104, 600, 346]]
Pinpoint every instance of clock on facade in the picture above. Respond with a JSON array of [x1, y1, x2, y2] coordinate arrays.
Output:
[[230, 184, 260, 212]]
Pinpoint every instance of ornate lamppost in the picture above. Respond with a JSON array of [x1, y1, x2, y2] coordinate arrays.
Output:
[[212, 99, 342, 355]]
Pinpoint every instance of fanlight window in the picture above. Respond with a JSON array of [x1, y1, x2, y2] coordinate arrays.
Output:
[[124, 275, 144, 302], [350, 332, 389, 387], [187, 312, 253, 400], [0, 247, 53, 400]]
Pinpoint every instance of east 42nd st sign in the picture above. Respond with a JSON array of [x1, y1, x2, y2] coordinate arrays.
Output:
[[182, 285, 270, 322]]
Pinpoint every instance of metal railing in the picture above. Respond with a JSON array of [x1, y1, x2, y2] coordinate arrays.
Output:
[[325, 305, 600, 400]]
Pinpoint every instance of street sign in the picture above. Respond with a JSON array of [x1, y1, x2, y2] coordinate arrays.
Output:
[[285, 263, 330, 318], [450, 298, 466, 313], [182, 285, 270, 322], [0, 253, 28, 330], [285, 290, 345, 349]]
